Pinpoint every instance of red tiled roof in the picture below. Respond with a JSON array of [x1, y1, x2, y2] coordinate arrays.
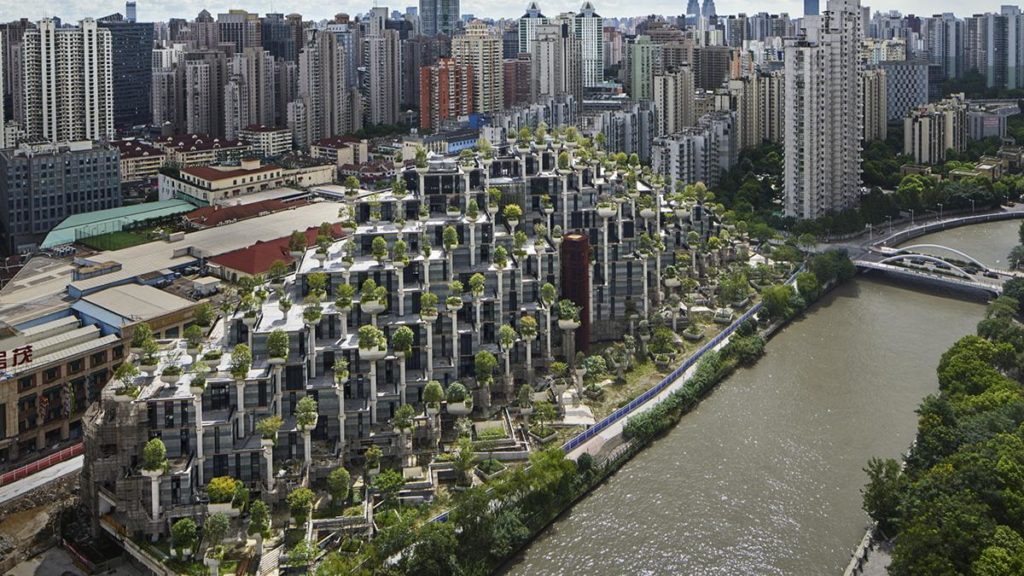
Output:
[[312, 136, 361, 148], [184, 199, 292, 228], [112, 140, 166, 159], [208, 224, 345, 276], [157, 134, 248, 152], [181, 164, 281, 181]]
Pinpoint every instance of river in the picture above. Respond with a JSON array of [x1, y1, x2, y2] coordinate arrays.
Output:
[[505, 222, 1016, 576]]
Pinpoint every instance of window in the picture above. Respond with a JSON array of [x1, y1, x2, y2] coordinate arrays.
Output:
[[18, 375, 34, 393]]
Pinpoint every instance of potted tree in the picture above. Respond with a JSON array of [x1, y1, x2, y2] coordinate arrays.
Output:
[[446, 280, 464, 312], [288, 231, 307, 258], [129, 323, 153, 355], [160, 362, 183, 385], [189, 364, 207, 396], [486, 188, 502, 216], [357, 325, 387, 360], [446, 382, 472, 415], [296, 396, 319, 468], [141, 438, 167, 521], [267, 329, 289, 365], [184, 323, 203, 354], [113, 362, 140, 400], [557, 299, 582, 330], [207, 476, 240, 516], [333, 358, 349, 385], [364, 445, 383, 477], [248, 500, 271, 556], [138, 337, 160, 374], [392, 326, 414, 405], [170, 518, 197, 560], [268, 260, 289, 289], [414, 147, 429, 173], [503, 204, 523, 230], [517, 384, 534, 417], [424, 380, 444, 417], [519, 315, 538, 375], [360, 279, 386, 316], [419, 292, 439, 323], [278, 292, 293, 316], [230, 344, 252, 382], [286, 487, 315, 525]]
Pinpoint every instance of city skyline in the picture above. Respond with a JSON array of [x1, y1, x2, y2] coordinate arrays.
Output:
[[0, 0, 984, 23]]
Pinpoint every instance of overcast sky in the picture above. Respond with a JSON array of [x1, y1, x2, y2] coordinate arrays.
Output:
[[0, 0, 980, 23]]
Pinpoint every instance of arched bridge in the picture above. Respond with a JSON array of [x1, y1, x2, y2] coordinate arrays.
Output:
[[858, 244, 1008, 297], [890, 244, 991, 272]]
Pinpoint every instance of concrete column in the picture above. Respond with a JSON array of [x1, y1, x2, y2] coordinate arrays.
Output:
[[369, 362, 378, 424]]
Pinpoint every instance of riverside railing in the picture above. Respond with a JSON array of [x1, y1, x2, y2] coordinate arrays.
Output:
[[559, 302, 763, 454]]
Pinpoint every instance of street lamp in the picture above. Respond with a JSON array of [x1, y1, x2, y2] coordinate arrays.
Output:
[[886, 215, 892, 234], [971, 198, 976, 214], [909, 209, 914, 225], [938, 203, 943, 221]]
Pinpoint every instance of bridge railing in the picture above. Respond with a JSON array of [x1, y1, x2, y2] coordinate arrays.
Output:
[[879, 210, 1024, 248]]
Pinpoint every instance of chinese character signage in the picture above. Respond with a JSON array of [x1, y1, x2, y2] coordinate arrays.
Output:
[[0, 345, 33, 370]]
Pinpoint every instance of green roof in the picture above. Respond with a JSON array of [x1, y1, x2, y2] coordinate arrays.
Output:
[[41, 200, 195, 248]]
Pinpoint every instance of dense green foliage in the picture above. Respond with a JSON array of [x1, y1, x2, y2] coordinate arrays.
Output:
[[863, 296, 1024, 575]]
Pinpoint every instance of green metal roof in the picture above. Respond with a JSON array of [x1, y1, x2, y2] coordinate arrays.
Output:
[[41, 200, 194, 248]]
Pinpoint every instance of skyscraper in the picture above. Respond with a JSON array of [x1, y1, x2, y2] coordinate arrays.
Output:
[[531, 18, 582, 110], [652, 68, 695, 136], [295, 31, 352, 148], [99, 14, 155, 129], [261, 13, 303, 63], [419, 58, 473, 130], [126, 1, 137, 23], [921, 14, 964, 80], [575, 2, 604, 87], [686, 0, 701, 21], [783, 0, 863, 219], [452, 21, 504, 114], [224, 48, 276, 140], [363, 30, 402, 126], [420, 0, 461, 36], [183, 49, 229, 137], [629, 35, 661, 101], [519, 2, 547, 54], [218, 10, 261, 53], [19, 19, 114, 142], [702, 0, 717, 18], [805, 0, 819, 16]]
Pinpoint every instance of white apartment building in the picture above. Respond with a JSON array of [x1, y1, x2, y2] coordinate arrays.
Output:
[[783, 0, 864, 219], [574, 2, 604, 87], [19, 19, 114, 143]]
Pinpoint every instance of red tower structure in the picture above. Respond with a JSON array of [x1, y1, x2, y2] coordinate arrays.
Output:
[[560, 232, 591, 354]]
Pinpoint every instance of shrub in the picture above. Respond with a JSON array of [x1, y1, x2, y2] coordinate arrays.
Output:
[[267, 329, 289, 360], [295, 396, 318, 430], [446, 382, 469, 404], [424, 380, 444, 405], [142, 438, 167, 472], [327, 468, 351, 504], [171, 518, 197, 552], [207, 476, 238, 504], [287, 487, 315, 523], [230, 344, 252, 380], [357, 325, 386, 350], [256, 415, 283, 441]]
